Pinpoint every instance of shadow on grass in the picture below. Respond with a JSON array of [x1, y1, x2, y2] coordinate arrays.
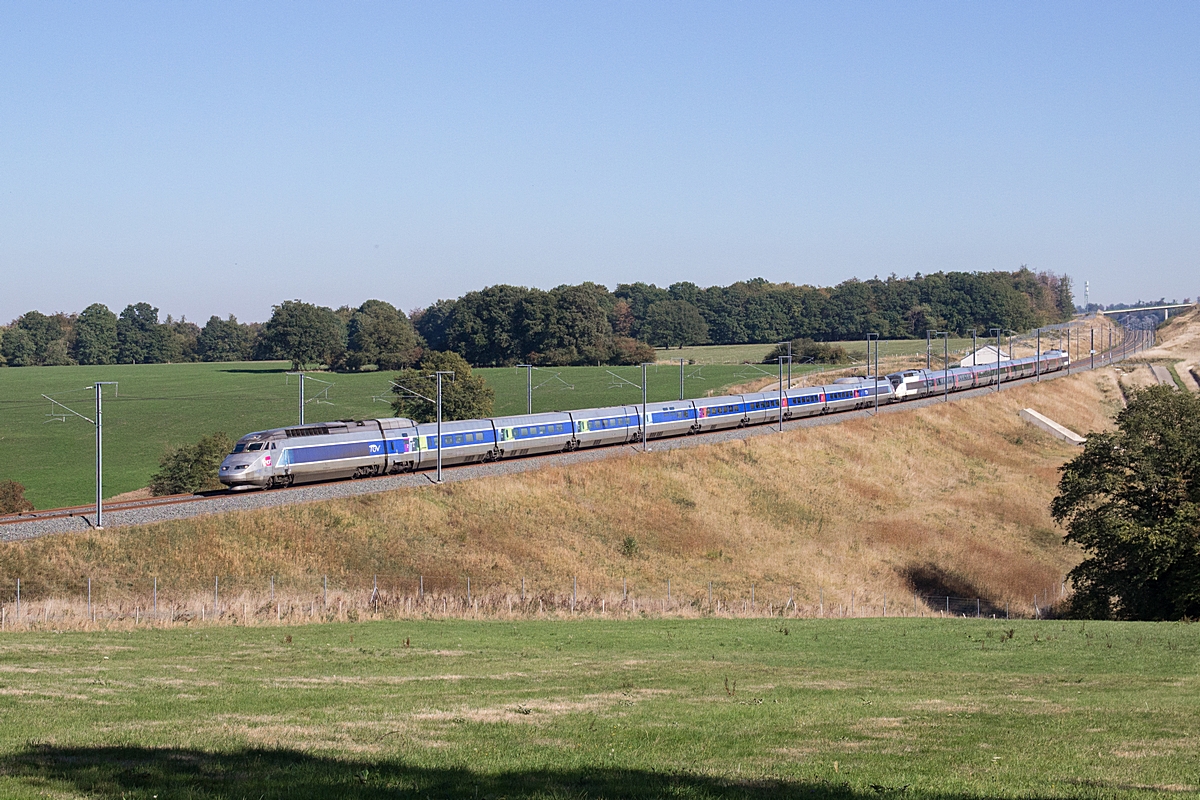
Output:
[[6, 744, 926, 799]]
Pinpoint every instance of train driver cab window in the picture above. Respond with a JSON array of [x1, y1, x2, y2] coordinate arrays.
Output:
[[247, 443, 264, 451]]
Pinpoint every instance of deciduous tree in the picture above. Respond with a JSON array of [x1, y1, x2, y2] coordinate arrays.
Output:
[[342, 300, 423, 370], [1052, 386, 1200, 620], [261, 300, 345, 370], [390, 351, 494, 423], [197, 315, 253, 361], [73, 303, 118, 365]]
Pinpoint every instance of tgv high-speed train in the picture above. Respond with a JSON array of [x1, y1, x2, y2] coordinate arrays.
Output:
[[218, 349, 1068, 490]]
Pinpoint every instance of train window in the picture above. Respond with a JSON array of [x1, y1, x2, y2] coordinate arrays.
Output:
[[247, 443, 264, 451], [455, 434, 464, 445]]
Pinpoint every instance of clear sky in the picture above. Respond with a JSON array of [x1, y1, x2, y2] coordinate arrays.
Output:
[[2, 2, 1197, 324]]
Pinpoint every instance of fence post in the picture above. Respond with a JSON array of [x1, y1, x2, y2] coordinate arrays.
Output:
[[667, 579, 671, 602], [467, 577, 471, 604], [819, 587, 823, 616], [88, 578, 92, 620], [708, 581, 712, 609], [323, 575, 327, 607], [15, 579, 19, 622], [976, 598, 981, 618], [623, 577, 627, 601], [270, 575, 275, 601], [751, 583, 754, 608], [520, 576, 524, 602], [153, 577, 157, 614], [214, 576, 219, 614], [945, 596, 949, 616], [572, 576, 577, 612], [420, 575, 424, 599]]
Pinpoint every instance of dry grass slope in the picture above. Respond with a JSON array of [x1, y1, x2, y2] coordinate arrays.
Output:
[[2, 363, 1138, 620]]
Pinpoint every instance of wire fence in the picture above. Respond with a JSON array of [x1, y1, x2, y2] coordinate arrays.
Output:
[[0, 575, 1069, 632]]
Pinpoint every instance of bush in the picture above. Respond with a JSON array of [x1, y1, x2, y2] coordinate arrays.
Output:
[[764, 338, 848, 365], [150, 433, 235, 496], [0, 480, 33, 513], [610, 337, 657, 366]]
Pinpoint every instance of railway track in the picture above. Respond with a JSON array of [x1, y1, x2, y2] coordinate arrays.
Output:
[[0, 492, 205, 527], [0, 345, 1143, 540]]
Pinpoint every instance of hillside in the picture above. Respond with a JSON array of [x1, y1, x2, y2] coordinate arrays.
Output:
[[2, 359, 1140, 620]]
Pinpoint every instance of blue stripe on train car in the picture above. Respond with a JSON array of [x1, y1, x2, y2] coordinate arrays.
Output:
[[650, 409, 694, 423], [697, 403, 742, 418], [580, 415, 635, 431], [290, 440, 382, 464], [425, 430, 495, 449], [513, 422, 570, 439]]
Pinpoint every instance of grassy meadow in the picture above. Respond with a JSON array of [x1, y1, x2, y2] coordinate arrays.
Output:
[[0, 617, 1195, 799]]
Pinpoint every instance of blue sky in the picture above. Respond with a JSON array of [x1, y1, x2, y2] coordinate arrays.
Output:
[[2, 2, 1197, 323]]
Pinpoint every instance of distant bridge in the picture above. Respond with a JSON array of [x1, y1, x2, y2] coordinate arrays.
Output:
[[1089, 303, 1196, 322]]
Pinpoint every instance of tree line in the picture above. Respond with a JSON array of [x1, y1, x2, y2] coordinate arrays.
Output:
[[414, 269, 1073, 366], [1, 268, 1073, 370]]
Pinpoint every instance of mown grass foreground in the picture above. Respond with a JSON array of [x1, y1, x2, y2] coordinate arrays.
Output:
[[1, 618, 1196, 799]]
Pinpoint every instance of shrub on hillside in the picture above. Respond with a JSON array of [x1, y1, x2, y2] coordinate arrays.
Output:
[[610, 337, 657, 366], [763, 338, 848, 365], [0, 480, 33, 513], [150, 433, 235, 496]]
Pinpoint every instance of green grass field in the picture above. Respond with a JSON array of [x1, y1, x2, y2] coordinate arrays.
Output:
[[666, 339, 979, 365], [0, 360, 823, 508], [0, 618, 1195, 799]]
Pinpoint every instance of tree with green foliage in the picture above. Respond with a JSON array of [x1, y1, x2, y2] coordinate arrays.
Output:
[[341, 299, 423, 370], [642, 299, 709, 349], [197, 315, 253, 361], [73, 303, 118, 365], [261, 300, 345, 370], [390, 351, 494, 423], [117, 303, 174, 364], [1051, 386, 1200, 620], [149, 432, 236, 496], [0, 480, 34, 513], [0, 311, 72, 366]]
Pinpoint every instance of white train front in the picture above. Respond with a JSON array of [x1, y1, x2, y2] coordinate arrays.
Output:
[[219, 349, 1067, 490]]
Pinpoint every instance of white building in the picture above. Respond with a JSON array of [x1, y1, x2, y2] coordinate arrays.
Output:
[[960, 346, 1009, 368]]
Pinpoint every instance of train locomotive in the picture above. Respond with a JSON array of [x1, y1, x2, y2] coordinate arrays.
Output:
[[218, 349, 1068, 490]]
